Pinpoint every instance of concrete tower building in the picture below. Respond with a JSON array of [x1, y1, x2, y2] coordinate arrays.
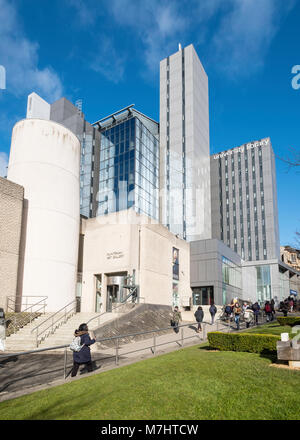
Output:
[[159, 44, 211, 242], [7, 119, 80, 312], [210, 137, 280, 261]]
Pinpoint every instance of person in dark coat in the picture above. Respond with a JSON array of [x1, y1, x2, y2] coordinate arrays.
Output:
[[71, 323, 96, 377], [252, 302, 260, 325], [209, 303, 217, 325], [194, 306, 204, 333]]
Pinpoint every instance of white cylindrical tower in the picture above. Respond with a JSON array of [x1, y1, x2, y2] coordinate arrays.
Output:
[[7, 119, 80, 312]]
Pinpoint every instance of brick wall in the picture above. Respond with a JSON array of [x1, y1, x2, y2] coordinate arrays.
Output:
[[0, 176, 24, 310]]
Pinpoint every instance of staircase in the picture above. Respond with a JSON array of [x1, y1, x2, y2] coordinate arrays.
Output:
[[4, 312, 119, 352], [37, 312, 109, 350], [5, 313, 55, 351]]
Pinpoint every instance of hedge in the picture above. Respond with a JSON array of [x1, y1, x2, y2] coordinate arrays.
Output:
[[277, 316, 300, 327], [207, 331, 280, 354]]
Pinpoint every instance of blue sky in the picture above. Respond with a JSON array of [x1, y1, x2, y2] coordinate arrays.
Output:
[[0, 0, 299, 247]]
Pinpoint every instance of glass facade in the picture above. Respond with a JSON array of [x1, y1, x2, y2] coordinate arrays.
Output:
[[192, 286, 214, 305], [97, 117, 159, 220], [80, 127, 94, 218], [256, 265, 271, 303], [222, 256, 242, 289]]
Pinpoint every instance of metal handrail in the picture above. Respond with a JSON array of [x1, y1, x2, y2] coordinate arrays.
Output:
[[31, 299, 77, 347], [86, 296, 146, 327], [0, 317, 271, 382], [6, 296, 48, 336], [6, 296, 48, 313]]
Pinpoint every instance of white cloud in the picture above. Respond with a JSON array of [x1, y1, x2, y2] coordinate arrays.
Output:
[[67, 0, 97, 26], [0, 0, 63, 101], [90, 37, 126, 83], [0, 152, 8, 177], [108, 0, 188, 74], [197, 0, 297, 77]]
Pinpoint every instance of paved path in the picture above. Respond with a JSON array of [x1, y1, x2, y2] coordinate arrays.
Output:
[[0, 317, 271, 403]]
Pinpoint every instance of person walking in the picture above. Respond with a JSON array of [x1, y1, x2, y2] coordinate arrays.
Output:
[[282, 300, 289, 317], [264, 301, 272, 322], [224, 304, 232, 323], [172, 306, 182, 334], [0, 308, 6, 352], [209, 303, 217, 325], [71, 323, 96, 377], [244, 306, 254, 328], [252, 302, 260, 325], [233, 302, 242, 330], [194, 306, 204, 333], [270, 299, 275, 321]]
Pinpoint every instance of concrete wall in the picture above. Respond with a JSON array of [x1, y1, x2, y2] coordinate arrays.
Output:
[[159, 44, 211, 242], [190, 239, 242, 305], [80, 209, 191, 312], [0, 177, 24, 309], [210, 138, 280, 261], [26, 93, 50, 120], [7, 119, 80, 312]]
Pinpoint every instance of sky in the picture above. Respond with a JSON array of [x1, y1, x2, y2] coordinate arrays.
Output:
[[0, 0, 299, 247]]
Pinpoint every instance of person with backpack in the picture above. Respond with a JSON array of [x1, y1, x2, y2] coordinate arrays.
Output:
[[209, 303, 217, 325], [264, 301, 272, 322], [172, 306, 182, 334], [194, 306, 204, 333], [233, 303, 242, 330], [252, 302, 260, 325], [70, 323, 96, 377]]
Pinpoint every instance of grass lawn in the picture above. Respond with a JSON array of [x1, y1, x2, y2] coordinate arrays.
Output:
[[0, 343, 300, 420], [244, 321, 293, 336]]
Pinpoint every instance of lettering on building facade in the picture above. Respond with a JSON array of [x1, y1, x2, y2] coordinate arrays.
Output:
[[106, 251, 124, 260], [213, 138, 270, 160]]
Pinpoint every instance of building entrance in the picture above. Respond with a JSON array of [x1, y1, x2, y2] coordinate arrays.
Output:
[[107, 285, 119, 312]]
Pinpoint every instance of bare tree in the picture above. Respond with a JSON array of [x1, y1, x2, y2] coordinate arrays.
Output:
[[277, 147, 300, 172]]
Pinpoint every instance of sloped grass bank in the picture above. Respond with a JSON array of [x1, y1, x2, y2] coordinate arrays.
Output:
[[0, 344, 299, 420]]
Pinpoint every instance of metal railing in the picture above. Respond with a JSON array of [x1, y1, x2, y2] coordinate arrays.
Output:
[[6, 296, 48, 335], [86, 296, 146, 328], [0, 320, 213, 380], [31, 299, 77, 347], [0, 315, 273, 385]]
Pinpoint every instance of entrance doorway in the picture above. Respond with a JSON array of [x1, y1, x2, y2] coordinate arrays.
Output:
[[94, 275, 102, 313], [107, 284, 119, 312]]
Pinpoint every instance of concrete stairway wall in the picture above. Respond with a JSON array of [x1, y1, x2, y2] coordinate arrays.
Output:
[[93, 303, 175, 348]]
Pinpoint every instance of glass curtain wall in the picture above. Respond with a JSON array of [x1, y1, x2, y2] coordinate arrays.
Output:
[[97, 117, 159, 220], [80, 127, 93, 218], [256, 265, 272, 303], [222, 256, 242, 288], [135, 118, 159, 220]]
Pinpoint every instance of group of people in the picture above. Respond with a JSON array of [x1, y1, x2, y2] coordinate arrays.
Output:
[[172, 303, 218, 334], [223, 299, 277, 329], [279, 296, 299, 316]]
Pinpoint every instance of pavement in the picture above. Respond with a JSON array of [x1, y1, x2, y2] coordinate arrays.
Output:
[[0, 316, 273, 403], [0, 319, 230, 402]]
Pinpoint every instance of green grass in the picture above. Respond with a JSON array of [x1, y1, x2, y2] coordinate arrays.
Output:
[[0, 344, 300, 420], [245, 322, 293, 336]]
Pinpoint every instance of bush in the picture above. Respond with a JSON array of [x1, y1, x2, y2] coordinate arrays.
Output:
[[277, 316, 300, 327], [207, 331, 280, 354]]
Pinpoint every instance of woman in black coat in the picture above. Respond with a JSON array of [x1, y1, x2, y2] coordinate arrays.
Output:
[[71, 323, 96, 377], [194, 306, 204, 333]]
